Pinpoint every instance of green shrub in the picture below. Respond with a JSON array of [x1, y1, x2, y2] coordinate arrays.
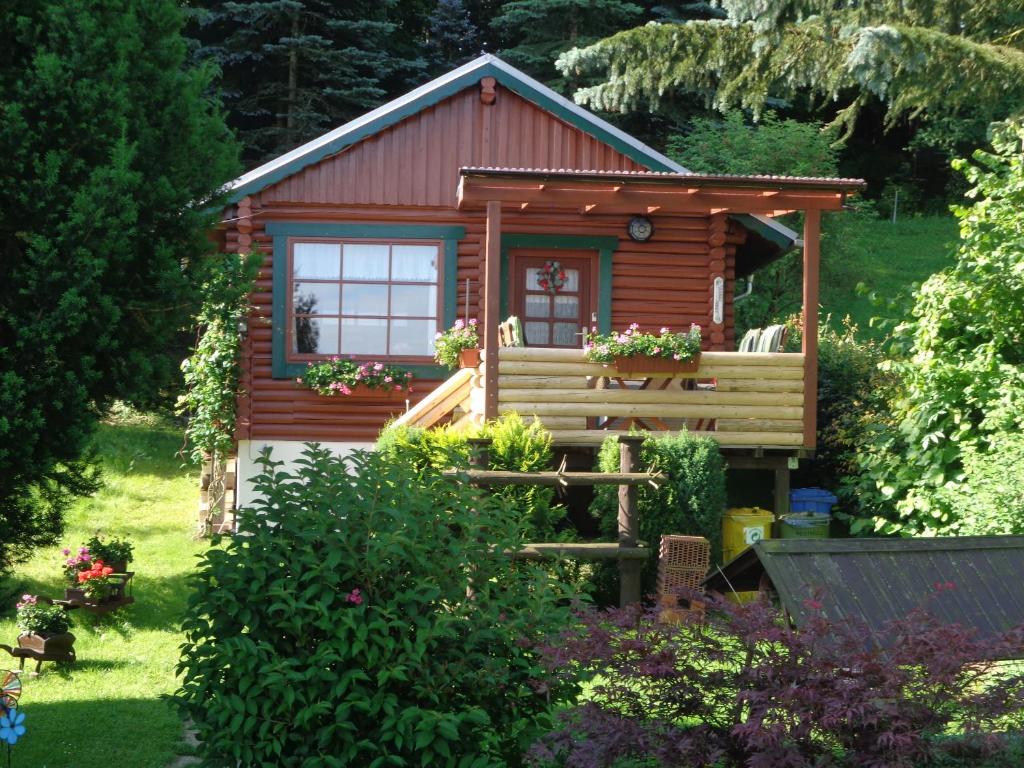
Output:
[[377, 413, 567, 540], [934, 432, 1024, 535], [176, 445, 579, 767], [590, 433, 727, 598]]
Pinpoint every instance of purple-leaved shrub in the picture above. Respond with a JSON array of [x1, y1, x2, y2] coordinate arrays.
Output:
[[531, 595, 1024, 768]]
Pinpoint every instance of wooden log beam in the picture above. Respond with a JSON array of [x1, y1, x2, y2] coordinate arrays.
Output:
[[511, 543, 651, 561], [442, 469, 666, 486], [483, 200, 501, 421], [498, 402, 804, 420], [803, 209, 820, 449], [497, 388, 805, 407], [498, 347, 804, 366], [545, 430, 807, 447]]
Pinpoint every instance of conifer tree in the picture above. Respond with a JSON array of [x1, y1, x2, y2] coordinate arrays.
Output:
[[425, 0, 483, 74], [492, 0, 643, 88], [189, 0, 426, 163], [558, 0, 1024, 143], [0, 0, 237, 573]]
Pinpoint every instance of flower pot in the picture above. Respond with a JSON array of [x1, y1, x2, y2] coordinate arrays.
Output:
[[18, 632, 76, 659], [63, 587, 86, 602], [107, 560, 129, 574], [613, 353, 701, 374], [458, 348, 482, 368]]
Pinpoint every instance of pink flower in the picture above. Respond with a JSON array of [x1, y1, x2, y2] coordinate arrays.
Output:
[[660, 327, 670, 334], [468, 318, 478, 326], [347, 588, 363, 605], [384, 376, 393, 383], [673, 354, 681, 360], [435, 332, 443, 339], [453, 319, 465, 329], [62, 548, 71, 556], [616, 334, 629, 343], [652, 347, 661, 354], [394, 385, 402, 391], [373, 363, 383, 371], [405, 371, 413, 378], [629, 322, 640, 331], [340, 384, 352, 395]]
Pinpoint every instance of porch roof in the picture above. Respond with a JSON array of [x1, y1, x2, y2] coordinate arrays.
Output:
[[457, 167, 866, 215]]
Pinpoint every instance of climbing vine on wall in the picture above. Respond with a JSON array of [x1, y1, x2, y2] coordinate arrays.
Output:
[[177, 251, 260, 533]]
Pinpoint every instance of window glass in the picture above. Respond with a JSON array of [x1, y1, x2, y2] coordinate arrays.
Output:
[[342, 244, 389, 280], [342, 284, 388, 316], [390, 319, 436, 356], [391, 285, 436, 317], [553, 295, 578, 319], [293, 243, 340, 279], [525, 294, 550, 318], [340, 318, 387, 355], [525, 267, 542, 291], [561, 269, 580, 292], [293, 317, 339, 355], [524, 321, 549, 345], [553, 322, 578, 346], [392, 245, 438, 282], [293, 282, 339, 315]]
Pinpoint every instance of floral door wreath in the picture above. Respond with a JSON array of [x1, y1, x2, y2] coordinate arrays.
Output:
[[537, 260, 568, 294]]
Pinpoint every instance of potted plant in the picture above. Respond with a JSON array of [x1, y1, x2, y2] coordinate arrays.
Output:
[[61, 545, 94, 600], [74, 561, 124, 604], [13, 595, 74, 658], [585, 323, 703, 373], [85, 534, 134, 573], [300, 357, 413, 400], [434, 319, 480, 369]]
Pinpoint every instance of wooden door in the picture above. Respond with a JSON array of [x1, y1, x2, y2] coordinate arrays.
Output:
[[510, 250, 595, 348]]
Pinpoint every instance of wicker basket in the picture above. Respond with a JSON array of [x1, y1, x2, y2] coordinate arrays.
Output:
[[657, 535, 711, 598]]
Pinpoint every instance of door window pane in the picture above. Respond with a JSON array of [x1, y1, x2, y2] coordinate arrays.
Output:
[[553, 295, 579, 319], [390, 319, 435, 356], [342, 284, 388, 316], [340, 318, 387, 355], [293, 317, 339, 355], [525, 268, 543, 291], [553, 322, 578, 346], [524, 321, 550, 345], [293, 243, 340, 279], [391, 285, 436, 317], [293, 282, 339, 315], [525, 294, 550, 318], [392, 245, 438, 282], [561, 269, 580, 292], [343, 244, 389, 280]]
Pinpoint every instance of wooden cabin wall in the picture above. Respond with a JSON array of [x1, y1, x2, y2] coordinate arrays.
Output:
[[226, 83, 742, 443]]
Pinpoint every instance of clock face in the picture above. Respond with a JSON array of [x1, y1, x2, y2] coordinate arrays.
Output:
[[628, 216, 654, 242]]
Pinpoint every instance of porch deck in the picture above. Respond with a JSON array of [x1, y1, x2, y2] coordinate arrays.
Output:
[[396, 347, 809, 450]]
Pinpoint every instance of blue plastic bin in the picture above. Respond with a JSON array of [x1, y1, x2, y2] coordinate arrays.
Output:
[[789, 487, 837, 515]]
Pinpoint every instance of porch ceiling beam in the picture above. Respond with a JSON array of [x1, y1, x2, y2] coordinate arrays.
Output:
[[458, 184, 847, 212]]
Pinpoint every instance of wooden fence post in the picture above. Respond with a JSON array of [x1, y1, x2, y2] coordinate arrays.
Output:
[[618, 435, 645, 606]]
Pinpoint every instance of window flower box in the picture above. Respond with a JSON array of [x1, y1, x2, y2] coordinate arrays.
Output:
[[335, 385, 409, 402], [614, 353, 701, 374], [300, 358, 413, 398]]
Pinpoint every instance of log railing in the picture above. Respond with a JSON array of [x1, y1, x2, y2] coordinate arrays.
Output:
[[398, 347, 809, 450]]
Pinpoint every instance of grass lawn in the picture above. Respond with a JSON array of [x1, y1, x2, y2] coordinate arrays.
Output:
[[820, 213, 960, 337], [0, 411, 203, 768]]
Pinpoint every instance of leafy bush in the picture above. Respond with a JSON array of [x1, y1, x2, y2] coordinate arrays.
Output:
[[849, 120, 1024, 534], [176, 445, 579, 767], [590, 433, 726, 597], [377, 413, 568, 540], [84, 534, 134, 565], [531, 598, 1024, 768], [935, 432, 1024, 535]]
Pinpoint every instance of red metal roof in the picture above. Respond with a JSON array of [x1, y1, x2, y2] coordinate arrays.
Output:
[[460, 166, 867, 190]]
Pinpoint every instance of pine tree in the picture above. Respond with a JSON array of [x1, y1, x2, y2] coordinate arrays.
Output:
[[189, 1, 426, 163], [0, 0, 238, 573], [558, 0, 1024, 143], [425, 0, 483, 74], [492, 0, 643, 88]]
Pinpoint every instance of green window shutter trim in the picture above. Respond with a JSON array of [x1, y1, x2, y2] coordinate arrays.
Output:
[[268, 222, 465, 379], [499, 234, 617, 334]]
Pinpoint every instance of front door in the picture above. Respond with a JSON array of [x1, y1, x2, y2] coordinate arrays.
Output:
[[510, 250, 595, 348]]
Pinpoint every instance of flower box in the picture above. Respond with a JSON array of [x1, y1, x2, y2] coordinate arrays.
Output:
[[458, 348, 482, 368], [614, 353, 701, 374], [329, 385, 409, 402], [63, 588, 86, 602]]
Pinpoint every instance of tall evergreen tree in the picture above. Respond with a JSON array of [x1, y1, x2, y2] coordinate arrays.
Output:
[[492, 0, 643, 88], [0, 0, 238, 574], [425, 0, 483, 74], [558, 0, 1024, 144], [189, 1, 426, 163]]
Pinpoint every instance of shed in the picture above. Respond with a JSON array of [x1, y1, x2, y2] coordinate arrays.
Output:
[[704, 536, 1024, 639]]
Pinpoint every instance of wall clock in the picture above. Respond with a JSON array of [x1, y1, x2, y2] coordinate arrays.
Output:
[[627, 215, 654, 242]]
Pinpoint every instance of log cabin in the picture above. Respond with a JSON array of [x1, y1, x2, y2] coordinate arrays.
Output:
[[215, 54, 865, 514]]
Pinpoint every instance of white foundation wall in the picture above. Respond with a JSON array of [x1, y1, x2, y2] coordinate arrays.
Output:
[[236, 439, 375, 508]]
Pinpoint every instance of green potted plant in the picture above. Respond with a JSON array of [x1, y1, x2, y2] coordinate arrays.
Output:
[[434, 319, 480, 369], [12, 595, 75, 659], [300, 358, 413, 400], [74, 561, 124, 604], [585, 323, 703, 373], [85, 534, 134, 573]]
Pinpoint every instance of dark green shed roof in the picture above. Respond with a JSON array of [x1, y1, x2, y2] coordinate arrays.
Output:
[[704, 536, 1024, 639]]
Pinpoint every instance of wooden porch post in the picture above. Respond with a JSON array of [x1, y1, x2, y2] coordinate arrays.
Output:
[[802, 209, 821, 450], [618, 435, 645, 607], [484, 201, 501, 421]]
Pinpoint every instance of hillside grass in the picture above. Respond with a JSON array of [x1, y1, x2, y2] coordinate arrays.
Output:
[[0, 411, 202, 768], [820, 213, 959, 337]]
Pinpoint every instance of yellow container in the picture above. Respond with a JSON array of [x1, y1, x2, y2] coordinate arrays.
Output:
[[721, 508, 775, 603]]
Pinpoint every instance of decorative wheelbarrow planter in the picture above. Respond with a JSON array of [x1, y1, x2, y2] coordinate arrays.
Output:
[[61, 572, 135, 615], [0, 632, 77, 674]]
